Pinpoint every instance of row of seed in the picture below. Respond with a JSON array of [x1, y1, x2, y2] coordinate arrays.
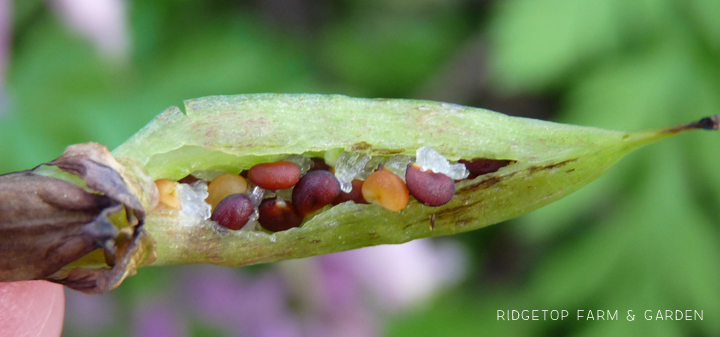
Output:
[[155, 156, 511, 232]]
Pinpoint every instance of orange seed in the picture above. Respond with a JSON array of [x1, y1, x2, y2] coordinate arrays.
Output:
[[155, 179, 181, 209], [206, 174, 248, 211], [361, 168, 409, 212]]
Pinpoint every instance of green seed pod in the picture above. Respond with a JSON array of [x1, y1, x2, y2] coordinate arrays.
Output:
[[110, 94, 717, 269]]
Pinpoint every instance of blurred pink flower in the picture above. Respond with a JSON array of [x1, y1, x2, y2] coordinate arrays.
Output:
[[134, 300, 188, 337], [0, 0, 10, 82], [48, 0, 130, 59], [277, 239, 467, 336], [327, 239, 466, 311], [64, 288, 116, 334], [183, 266, 302, 337], [0, 0, 10, 117]]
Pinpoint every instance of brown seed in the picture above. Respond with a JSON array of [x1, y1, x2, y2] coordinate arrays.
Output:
[[258, 198, 303, 232], [308, 157, 331, 172], [206, 174, 248, 211], [178, 175, 199, 184], [361, 168, 409, 212], [459, 158, 512, 179], [405, 164, 455, 207], [292, 170, 341, 216], [211, 194, 254, 230], [155, 179, 181, 209], [332, 179, 367, 205], [248, 161, 301, 190]]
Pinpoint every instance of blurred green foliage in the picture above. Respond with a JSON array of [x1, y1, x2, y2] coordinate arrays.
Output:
[[1, 0, 718, 336]]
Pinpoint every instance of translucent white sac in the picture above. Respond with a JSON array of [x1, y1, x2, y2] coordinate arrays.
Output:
[[240, 210, 260, 232], [178, 181, 212, 220], [358, 156, 385, 180], [284, 154, 313, 174], [191, 170, 227, 181], [248, 186, 265, 207], [382, 155, 414, 181], [415, 146, 469, 180], [334, 152, 371, 193], [262, 189, 276, 200]]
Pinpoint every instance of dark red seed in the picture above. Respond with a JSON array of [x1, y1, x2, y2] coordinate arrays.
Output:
[[292, 170, 341, 216], [248, 161, 301, 190], [332, 179, 367, 205], [211, 194, 254, 230], [405, 164, 455, 207], [258, 198, 303, 232], [459, 158, 512, 178], [178, 175, 199, 184], [308, 157, 331, 172]]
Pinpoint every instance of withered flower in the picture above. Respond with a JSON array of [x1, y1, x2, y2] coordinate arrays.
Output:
[[0, 143, 156, 294]]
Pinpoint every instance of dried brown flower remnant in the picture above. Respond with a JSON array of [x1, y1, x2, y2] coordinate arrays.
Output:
[[0, 172, 115, 281], [0, 143, 156, 294]]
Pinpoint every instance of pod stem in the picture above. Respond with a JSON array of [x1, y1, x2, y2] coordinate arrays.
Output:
[[624, 115, 718, 150]]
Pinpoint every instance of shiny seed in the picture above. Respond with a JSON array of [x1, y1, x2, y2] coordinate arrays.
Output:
[[258, 198, 304, 232], [248, 161, 301, 190], [178, 175, 199, 184], [308, 157, 331, 172], [459, 158, 511, 179], [405, 164, 455, 206], [155, 179, 181, 209], [361, 168, 409, 212], [332, 179, 367, 205], [206, 174, 248, 211], [211, 194, 254, 230], [292, 170, 341, 216]]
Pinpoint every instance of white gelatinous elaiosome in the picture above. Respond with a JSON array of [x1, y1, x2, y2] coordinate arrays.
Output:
[[284, 154, 313, 174], [240, 210, 260, 232], [415, 146, 469, 180], [248, 186, 265, 207], [178, 181, 212, 220], [334, 152, 371, 193], [382, 155, 414, 181], [358, 156, 385, 180]]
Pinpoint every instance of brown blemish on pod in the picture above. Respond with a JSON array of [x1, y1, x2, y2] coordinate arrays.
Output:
[[351, 142, 372, 151], [349, 142, 404, 155], [206, 174, 248, 211], [527, 158, 577, 174], [362, 168, 409, 212], [155, 179, 181, 209], [405, 164, 455, 207], [248, 161, 301, 190], [211, 194, 254, 230], [258, 198, 303, 232], [292, 170, 341, 216]]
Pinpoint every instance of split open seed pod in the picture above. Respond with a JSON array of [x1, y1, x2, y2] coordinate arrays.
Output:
[[114, 95, 717, 268]]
